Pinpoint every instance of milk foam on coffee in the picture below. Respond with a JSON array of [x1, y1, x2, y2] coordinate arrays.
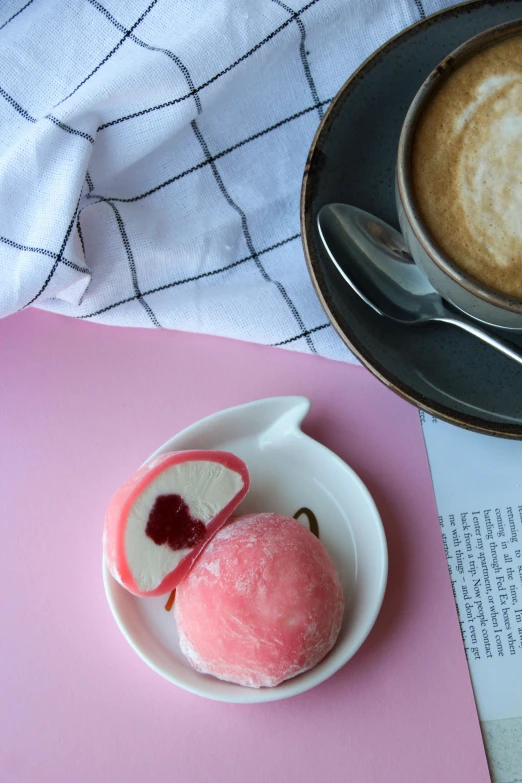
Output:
[[412, 35, 522, 299]]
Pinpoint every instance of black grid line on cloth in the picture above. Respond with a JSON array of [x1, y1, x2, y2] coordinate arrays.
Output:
[[97, 199, 161, 327], [271, 0, 324, 121], [88, 98, 331, 204], [98, 0, 321, 131], [0, 86, 96, 140], [191, 119, 317, 353], [413, 0, 426, 19], [79, 1, 206, 329], [86, 0, 202, 114], [22, 192, 83, 308], [77, 233, 301, 319], [0, 85, 36, 122], [47, 115, 94, 144], [55, 0, 159, 108], [0, 235, 86, 274], [0, 0, 34, 32], [76, 213, 86, 258], [77, 173, 95, 259], [272, 322, 330, 346]]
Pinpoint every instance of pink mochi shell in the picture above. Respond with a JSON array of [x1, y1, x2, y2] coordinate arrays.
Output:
[[103, 450, 250, 597], [174, 512, 345, 688]]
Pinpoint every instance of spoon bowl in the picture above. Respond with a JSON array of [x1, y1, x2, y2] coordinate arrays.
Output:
[[317, 203, 522, 368]]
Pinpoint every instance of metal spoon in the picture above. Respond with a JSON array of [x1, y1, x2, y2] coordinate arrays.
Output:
[[317, 203, 522, 368]]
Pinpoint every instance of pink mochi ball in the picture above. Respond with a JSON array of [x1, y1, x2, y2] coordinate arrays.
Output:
[[174, 512, 345, 688]]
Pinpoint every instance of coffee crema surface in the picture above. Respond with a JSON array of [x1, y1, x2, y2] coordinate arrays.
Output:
[[412, 34, 522, 300]]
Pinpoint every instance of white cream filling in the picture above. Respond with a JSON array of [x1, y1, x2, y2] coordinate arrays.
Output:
[[125, 460, 243, 591]]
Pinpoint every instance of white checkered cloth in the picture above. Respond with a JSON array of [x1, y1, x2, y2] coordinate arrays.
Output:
[[0, 0, 454, 361]]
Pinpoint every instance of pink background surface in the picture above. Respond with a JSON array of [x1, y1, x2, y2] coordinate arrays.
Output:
[[0, 310, 489, 783]]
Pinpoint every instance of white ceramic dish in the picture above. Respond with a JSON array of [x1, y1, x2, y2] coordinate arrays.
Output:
[[103, 396, 387, 703]]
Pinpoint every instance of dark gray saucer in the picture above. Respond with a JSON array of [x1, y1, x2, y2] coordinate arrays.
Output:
[[302, 0, 522, 438]]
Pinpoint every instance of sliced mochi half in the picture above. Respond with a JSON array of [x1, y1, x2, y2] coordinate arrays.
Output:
[[104, 450, 249, 596]]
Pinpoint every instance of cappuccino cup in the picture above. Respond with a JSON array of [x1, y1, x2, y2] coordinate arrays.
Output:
[[396, 19, 522, 330]]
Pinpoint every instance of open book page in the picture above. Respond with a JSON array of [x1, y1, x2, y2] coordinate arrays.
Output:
[[421, 413, 522, 722]]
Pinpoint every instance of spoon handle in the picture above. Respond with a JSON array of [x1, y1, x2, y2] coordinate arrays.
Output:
[[442, 314, 522, 368]]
